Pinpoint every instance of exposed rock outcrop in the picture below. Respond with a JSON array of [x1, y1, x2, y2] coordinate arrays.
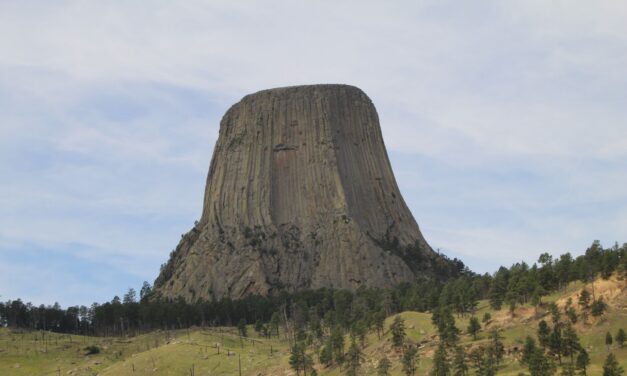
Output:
[[154, 84, 459, 301]]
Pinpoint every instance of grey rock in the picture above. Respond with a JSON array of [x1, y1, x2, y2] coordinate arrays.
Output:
[[153, 84, 456, 301]]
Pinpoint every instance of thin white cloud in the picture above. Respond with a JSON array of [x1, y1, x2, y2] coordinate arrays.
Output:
[[1, 1, 626, 304]]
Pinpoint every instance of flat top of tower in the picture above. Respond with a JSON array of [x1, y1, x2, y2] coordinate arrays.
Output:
[[240, 84, 370, 102]]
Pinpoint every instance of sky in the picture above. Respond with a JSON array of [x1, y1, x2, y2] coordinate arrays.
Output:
[[1, 1, 626, 307]]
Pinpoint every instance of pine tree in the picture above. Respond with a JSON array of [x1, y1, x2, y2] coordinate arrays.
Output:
[[528, 347, 557, 376], [562, 325, 581, 364], [289, 344, 302, 375], [488, 328, 505, 367], [330, 326, 345, 363], [391, 315, 406, 348], [549, 302, 561, 325], [374, 309, 386, 339], [489, 267, 509, 310], [402, 346, 419, 376], [254, 319, 263, 334], [433, 306, 459, 345], [482, 312, 491, 324], [238, 318, 247, 337], [564, 298, 578, 324], [521, 336, 537, 366], [289, 343, 307, 376], [308, 315, 323, 346], [578, 288, 591, 322], [591, 298, 608, 317], [467, 317, 481, 340], [303, 350, 314, 376], [506, 290, 517, 317], [270, 312, 280, 337], [139, 281, 152, 301], [452, 345, 468, 376], [319, 341, 333, 366], [538, 320, 551, 349], [566, 306, 578, 324], [578, 289, 591, 310], [549, 325, 564, 365], [606, 332, 613, 352], [123, 288, 137, 304], [616, 328, 626, 348], [531, 287, 543, 317], [432, 342, 450, 376], [345, 339, 363, 376], [468, 347, 485, 373], [576, 349, 590, 376], [377, 357, 392, 376], [351, 320, 367, 348], [296, 328, 307, 342], [477, 351, 497, 376], [602, 353, 624, 376]]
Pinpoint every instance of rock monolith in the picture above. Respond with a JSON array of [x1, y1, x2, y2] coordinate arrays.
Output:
[[154, 84, 458, 301]]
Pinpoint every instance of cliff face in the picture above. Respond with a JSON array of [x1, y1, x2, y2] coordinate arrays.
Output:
[[154, 84, 455, 301]]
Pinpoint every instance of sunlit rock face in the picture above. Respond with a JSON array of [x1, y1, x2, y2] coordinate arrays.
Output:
[[154, 84, 454, 302]]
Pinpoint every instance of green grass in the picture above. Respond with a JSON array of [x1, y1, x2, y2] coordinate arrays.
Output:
[[99, 327, 291, 376], [0, 328, 194, 375]]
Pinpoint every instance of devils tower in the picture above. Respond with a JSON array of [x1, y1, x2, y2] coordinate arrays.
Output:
[[154, 84, 459, 301]]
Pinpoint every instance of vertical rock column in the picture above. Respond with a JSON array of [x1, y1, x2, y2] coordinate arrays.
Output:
[[154, 84, 440, 302]]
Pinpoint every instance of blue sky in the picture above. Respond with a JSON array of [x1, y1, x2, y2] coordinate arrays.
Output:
[[1, 1, 626, 306]]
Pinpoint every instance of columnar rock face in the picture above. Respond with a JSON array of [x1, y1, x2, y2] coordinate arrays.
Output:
[[154, 84, 455, 302]]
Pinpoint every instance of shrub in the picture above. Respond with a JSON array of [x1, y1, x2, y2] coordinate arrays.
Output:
[[84, 345, 100, 355]]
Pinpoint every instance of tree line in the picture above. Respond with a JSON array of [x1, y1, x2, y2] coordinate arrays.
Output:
[[1, 240, 624, 342]]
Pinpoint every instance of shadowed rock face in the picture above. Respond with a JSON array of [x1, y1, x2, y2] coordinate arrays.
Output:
[[154, 84, 455, 301]]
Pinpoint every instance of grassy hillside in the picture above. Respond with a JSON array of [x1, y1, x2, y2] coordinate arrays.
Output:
[[1, 276, 624, 375]]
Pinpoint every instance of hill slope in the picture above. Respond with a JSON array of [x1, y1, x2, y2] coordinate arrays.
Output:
[[1, 276, 624, 375]]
